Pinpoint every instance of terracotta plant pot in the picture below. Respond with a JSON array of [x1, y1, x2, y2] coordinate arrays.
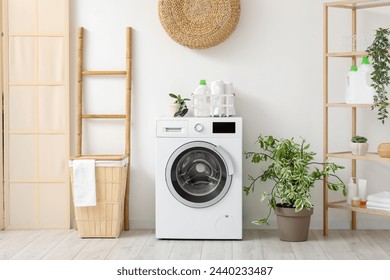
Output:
[[350, 142, 369, 156], [275, 206, 313, 242]]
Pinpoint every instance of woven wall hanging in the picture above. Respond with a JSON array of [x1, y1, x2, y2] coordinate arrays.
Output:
[[158, 0, 241, 49]]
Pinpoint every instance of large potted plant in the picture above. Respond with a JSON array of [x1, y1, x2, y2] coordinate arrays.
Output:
[[244, 135, 346, 242]]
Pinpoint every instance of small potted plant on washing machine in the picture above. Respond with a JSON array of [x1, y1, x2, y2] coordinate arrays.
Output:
[[244, 135, 346, 242], [350, 135, 369, 156], [169, 93, 190, 117]]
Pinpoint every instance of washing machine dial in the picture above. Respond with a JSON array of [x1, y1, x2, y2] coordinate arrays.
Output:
[[194, 123, 204, 132]]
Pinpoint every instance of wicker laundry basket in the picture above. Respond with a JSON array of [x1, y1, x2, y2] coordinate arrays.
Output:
[[69, 155, 128, 238]]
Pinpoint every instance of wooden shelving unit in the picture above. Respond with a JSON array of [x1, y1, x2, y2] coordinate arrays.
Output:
[[323, 0, 390, 235]]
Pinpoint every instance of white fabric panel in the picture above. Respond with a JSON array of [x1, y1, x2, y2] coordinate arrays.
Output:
[[9, 37, 35, 83], [9, 135, 37, 181], [39, 86, 65, 131], [38, 0, 66, 33], [39, 183, 68, 225], [38, 135, 67, 180], [9, 183, 37, 226], [38, 37, 64, 82], [9, 86, 36, 131], [8, 0, 35, 33]]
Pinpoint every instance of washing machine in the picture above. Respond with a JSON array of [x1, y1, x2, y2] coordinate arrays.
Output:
[[155, 117, 242, 239]]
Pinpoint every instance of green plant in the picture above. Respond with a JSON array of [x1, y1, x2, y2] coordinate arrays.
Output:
[[244, 135, 346, 225], [169, 93, 190, 117], [351, 135, 368, 143], [366, 28, 390, 124]]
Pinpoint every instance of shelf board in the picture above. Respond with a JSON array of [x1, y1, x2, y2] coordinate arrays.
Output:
[[327, 151, 390, 162], [325, 0, 390, 9], [327, 50, 390, 57], [327, 51, 368, 57], [326, 103, 373, 108], [326, 103, 390, 108], [328, 200, 390, 216]]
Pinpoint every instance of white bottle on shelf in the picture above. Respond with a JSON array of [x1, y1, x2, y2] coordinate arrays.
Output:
[[354, 56, 375, 104], [345, 57, 375, 104], [345, 65, 358, 104], [358, 178, 368, 207], [193, 79, 210, 117], [347, 177, 358, 205]]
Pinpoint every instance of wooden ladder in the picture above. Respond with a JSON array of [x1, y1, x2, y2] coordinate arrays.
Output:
[[76, 27, 132, 230]]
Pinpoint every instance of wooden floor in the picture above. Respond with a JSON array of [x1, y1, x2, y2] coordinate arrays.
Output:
[[0, 229, 390, 260]]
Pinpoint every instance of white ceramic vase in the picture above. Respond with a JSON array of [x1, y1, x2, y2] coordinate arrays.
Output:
[[350, 142, 369, 156]]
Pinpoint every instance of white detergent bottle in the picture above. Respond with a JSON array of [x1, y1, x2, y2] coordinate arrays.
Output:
[[354, 56, 375, 104], [347, 177, 358, 205], [193, 79, 210, 117], [345, 65, 358, 104]]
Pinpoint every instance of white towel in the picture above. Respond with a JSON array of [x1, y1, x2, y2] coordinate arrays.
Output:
[[366, 205, 390, 212], [367, 191, 390, 204], [366, 201, 390, 212], [72, 160, 96, 207]]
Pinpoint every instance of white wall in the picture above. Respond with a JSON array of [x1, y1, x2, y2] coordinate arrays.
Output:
[[70, 0, 390, 229]]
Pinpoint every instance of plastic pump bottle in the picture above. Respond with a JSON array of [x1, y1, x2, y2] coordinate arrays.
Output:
[[347, 177, 358, 205], [193, 79, 210, 117]]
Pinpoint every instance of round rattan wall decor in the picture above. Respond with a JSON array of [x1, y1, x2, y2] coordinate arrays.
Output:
[[158, 0, 241, 49]]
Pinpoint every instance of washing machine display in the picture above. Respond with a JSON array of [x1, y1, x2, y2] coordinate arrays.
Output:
[[166, 141, 232, 208]]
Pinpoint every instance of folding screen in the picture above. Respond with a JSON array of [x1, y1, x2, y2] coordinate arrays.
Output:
[[2, 0, 69, 229]]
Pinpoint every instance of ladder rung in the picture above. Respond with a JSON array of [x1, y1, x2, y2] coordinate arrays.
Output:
[[81, 114, 126, 119], [82, 71, 127, 76]]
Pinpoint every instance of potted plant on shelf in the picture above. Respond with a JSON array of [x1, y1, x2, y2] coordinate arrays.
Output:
[[244, 135, 346, 242], [350, 135, 369, 156], [168, 93, 190, 117], [366, 27, 390, 124]]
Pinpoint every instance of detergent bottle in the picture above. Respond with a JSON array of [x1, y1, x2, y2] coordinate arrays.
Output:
[[345, 58, 376, 104], [354, 56, 375, 104], [193, 79, 210, 117], [345, 65, 358, 104]]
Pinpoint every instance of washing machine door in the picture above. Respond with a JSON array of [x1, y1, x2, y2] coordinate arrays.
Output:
[[166, 141, 233, 208]]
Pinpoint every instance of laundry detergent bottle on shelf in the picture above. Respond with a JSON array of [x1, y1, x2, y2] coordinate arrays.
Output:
[[193, 79, 210, 117], [345, 65, 358, 104], [354, 56, 375, 104], [345, 57, 375, 104]]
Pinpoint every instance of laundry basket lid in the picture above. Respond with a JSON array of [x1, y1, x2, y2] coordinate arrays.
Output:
[[158, 0, 241, 49]]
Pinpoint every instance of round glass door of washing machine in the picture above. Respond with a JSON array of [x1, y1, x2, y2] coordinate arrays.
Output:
[[165, 141, 232, 208]]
